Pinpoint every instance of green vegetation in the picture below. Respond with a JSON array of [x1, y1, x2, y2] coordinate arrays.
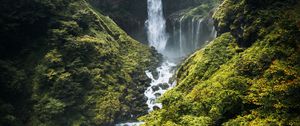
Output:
[[141, 0, 300, 125], [168, 0, 219, 21], [1, 0, 299, 125], [0, 0, 160, 125], [163, 0, 220, 17]]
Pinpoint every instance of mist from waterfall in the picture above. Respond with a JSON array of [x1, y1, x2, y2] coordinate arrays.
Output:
[[146, 0, 169, 52]]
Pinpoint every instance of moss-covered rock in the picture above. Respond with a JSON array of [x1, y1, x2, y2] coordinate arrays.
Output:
[[141, 0, 300, 125]]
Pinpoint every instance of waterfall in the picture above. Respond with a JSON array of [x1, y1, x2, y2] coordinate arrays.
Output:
[[211, 25, 218, 38], [146, 0, 168, 52], [144, 0, 176, 112], [117, 0, 172, 125], [191, 17, 195, 48], [116, 1, 217, 126], [195, 18, 204, 48], [167, 17, 217, 57], [179, 16, 185, 56]]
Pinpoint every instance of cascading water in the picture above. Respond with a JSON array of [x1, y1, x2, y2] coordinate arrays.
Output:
[[144, 61, 176, 111], [116, 1, 217, 125], [165, 16, 217, 57], [195, 18, 204, 48], [179, 16, 185, 56], [144, 0, 176, 112], [146, 0, 168, 52]]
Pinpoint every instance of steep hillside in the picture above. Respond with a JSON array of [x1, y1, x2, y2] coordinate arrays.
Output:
[[141, 0, 300, 125], [0, 0, 160, 125]]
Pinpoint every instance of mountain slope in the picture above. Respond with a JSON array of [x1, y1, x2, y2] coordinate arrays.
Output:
[[141, 0, 300, 125], [0, 0, 160, 125]]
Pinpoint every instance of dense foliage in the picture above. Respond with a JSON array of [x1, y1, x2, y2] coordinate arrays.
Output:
[[141, 0, 300, 125], [0, 0, 160, 125]]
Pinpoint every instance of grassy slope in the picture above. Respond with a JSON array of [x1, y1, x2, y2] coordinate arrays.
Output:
[[0, 0, 160, 126], [141, 0, 300, 125]]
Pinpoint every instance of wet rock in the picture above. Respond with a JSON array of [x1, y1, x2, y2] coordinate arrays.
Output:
[[158, 83, 169, 90], [151, 85, 160, 92], [153, 106, 160, 110], [149, 99, 155, 104], [154, 93, 161, 97], [168, 74, 176, 84], [152, 70, 159, 80]]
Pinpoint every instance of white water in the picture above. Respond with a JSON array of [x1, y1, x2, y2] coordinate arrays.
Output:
[[179, 16, 185, 57], [191, 17, 195, 48], [116, 61, 176, 126], [144, 0, 180, 113], [144, 61, 176, 111], [115, 122, 144, 126], [195, 18, 204, 48], [146, 0, 168, 52]]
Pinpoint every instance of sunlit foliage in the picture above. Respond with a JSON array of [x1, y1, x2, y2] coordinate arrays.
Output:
[[141, 0, 300, 125]]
